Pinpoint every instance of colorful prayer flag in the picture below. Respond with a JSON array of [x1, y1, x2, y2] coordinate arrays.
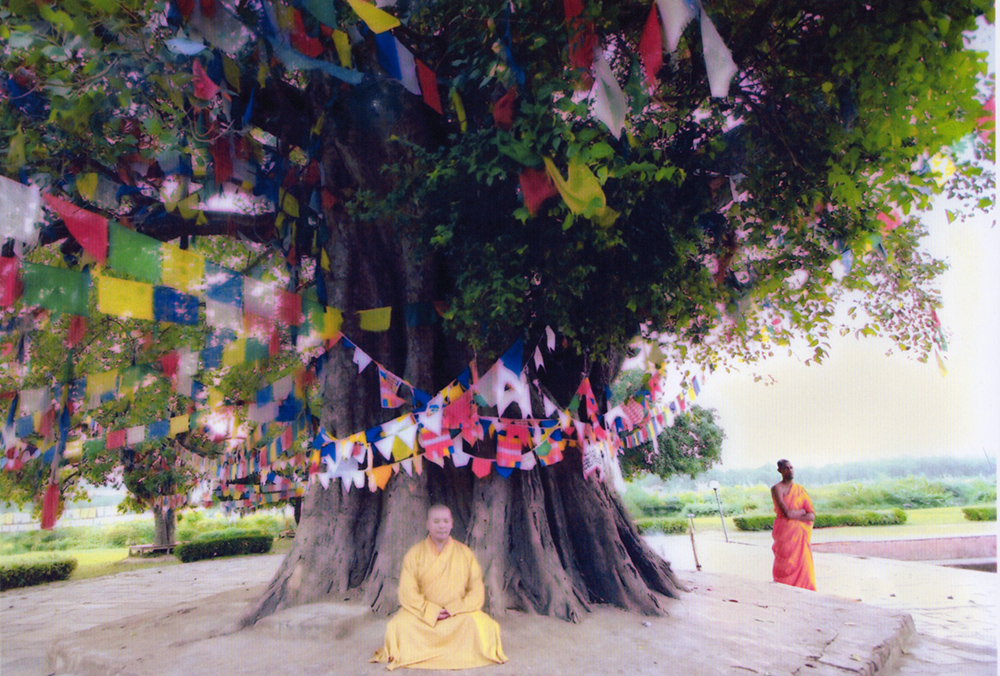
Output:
[[358, 306, 391, 332], [161, 244, 205, 294], [41, 194, 108, 263], [345, 0, 400, 33], [108, 223, 162, 284], [23, 263, 92, 315], [97, 275, 154, 320]]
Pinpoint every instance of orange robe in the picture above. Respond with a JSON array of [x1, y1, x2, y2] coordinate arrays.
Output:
[[772, 483, 816, 591], [372, 537, 508, 670]]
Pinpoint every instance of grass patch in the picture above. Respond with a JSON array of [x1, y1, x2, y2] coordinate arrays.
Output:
[[962, 505, 997, 521]]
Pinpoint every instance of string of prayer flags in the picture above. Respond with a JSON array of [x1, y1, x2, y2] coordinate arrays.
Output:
[[0, 176, 41, 245], [379, 367, 407, 408], [41, 194, 108, 264]]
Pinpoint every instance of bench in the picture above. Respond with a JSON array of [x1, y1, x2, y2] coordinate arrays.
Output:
[[278, 530, 296, 539], [128, 543, 179, 557]]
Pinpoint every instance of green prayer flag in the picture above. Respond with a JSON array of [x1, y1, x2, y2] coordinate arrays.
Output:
[[109, 222, 162, 284], [22, 262, 91, 314]]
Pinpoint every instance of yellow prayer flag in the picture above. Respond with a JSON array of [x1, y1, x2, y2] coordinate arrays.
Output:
[[169, 415, 190, 437], [223, 339, 247, 367], [323, 307, 343, 338], [451, 89, 467, 133], [207, 387, 224, 408], [86, 369, 119, 400], [320, 247, 331, 271], [358, 306, 391, 332], [543, 156, 607, 218], [333, 30, 352, 68], [76, 173, 99, 202], [369, 465, 394, 490], [161, 244, 205, 294], [345, 0, 400, 33], [97, 275, 154, 320]]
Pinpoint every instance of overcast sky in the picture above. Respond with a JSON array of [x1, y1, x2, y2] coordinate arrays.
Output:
[[690, 199, 998, 470]]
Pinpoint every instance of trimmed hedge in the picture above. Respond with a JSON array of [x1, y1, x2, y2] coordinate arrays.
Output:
[[962, 505, 997, 521], [633, 517, 689, 534], [0, 558, 77, 590], [733, 508, 907, 532], [174, 531, 273, 563]]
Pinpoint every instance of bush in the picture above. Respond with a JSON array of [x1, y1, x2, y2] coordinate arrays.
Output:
[[174, 531, 273, 563], [733, 508, 907, 532], [0, 557, 77, 590], [621, 486, 683, 517], [633, 517, 689, 534], [962, 506, 997, 521]]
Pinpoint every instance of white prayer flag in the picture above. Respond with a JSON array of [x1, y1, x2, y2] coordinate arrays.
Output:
[[0, 176, 41, 244]]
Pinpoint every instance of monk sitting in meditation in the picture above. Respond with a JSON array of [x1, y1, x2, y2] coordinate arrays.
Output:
[[372, 504, 508, 670], [770, 459, 816, 591]]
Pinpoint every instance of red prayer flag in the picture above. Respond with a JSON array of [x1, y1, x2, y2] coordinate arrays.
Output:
[[291, 10, 324, 58], [41, 194, 109, 263], [106, 429, 127, 450], [200, 0, 216, 18], [416, 60, 443, 114], [192, 60, 219, 100], [160, 351, 180, 378], [519, 168, 559, 215], [176, 0, 195, 20], [639, 3, 663, 88], [492, 88, 518, 130], [563, 0, 596, 87], [0, 257, 22, 307], [278, 290, 303, 326], [211, 136, 234, 185], [40, 482, 60, 530], [66, 315, 87, 347]]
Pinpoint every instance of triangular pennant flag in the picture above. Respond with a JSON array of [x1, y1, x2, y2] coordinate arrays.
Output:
[[591, 49, 627, 139], [655, 0, 696, 53], [353, 346, 373, 372], [700, 10, 737, 98], [471, 457, 494, 478], [369, 464, 393, 489], [639, 3, 663, 88], [518, 451, 537, 471]]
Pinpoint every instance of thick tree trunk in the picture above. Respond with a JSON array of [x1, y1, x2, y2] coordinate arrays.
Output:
[[152, 505, 175, 547], [243, 75, 682, 627]]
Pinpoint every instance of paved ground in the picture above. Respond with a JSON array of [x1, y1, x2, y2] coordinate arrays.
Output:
[[0, 530, 994, 676]]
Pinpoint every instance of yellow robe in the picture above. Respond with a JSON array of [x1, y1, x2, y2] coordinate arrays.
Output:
[[772, 483, 817, 591], [372, 537, 508, 670]]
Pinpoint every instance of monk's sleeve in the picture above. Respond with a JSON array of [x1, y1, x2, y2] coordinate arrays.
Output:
[[398, 548, 443, 627], [444, 550, 485, 616]]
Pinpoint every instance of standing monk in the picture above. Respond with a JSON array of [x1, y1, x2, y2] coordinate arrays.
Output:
[[372, 504, 508, 670], [770, 459, 816, 591]]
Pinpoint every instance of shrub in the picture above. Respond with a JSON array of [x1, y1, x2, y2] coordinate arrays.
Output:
[[733, 509, 907, 532], [0, 558, 77, 590], [962, 506, 997, 521], [633, 517, 689, 534], [174, 531, 273, 563]]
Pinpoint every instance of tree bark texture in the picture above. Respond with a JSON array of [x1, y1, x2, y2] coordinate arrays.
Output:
[[243, 78, 682, 626], [153, 506, 176, 547]]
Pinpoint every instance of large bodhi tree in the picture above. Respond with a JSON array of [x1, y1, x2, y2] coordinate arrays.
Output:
[[1, 0, 993, 623]]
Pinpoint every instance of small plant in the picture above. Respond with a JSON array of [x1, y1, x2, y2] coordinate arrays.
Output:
[[173, 531, 273, 563], [962, 506, 997, 522], [0, 557, 78, 590]]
